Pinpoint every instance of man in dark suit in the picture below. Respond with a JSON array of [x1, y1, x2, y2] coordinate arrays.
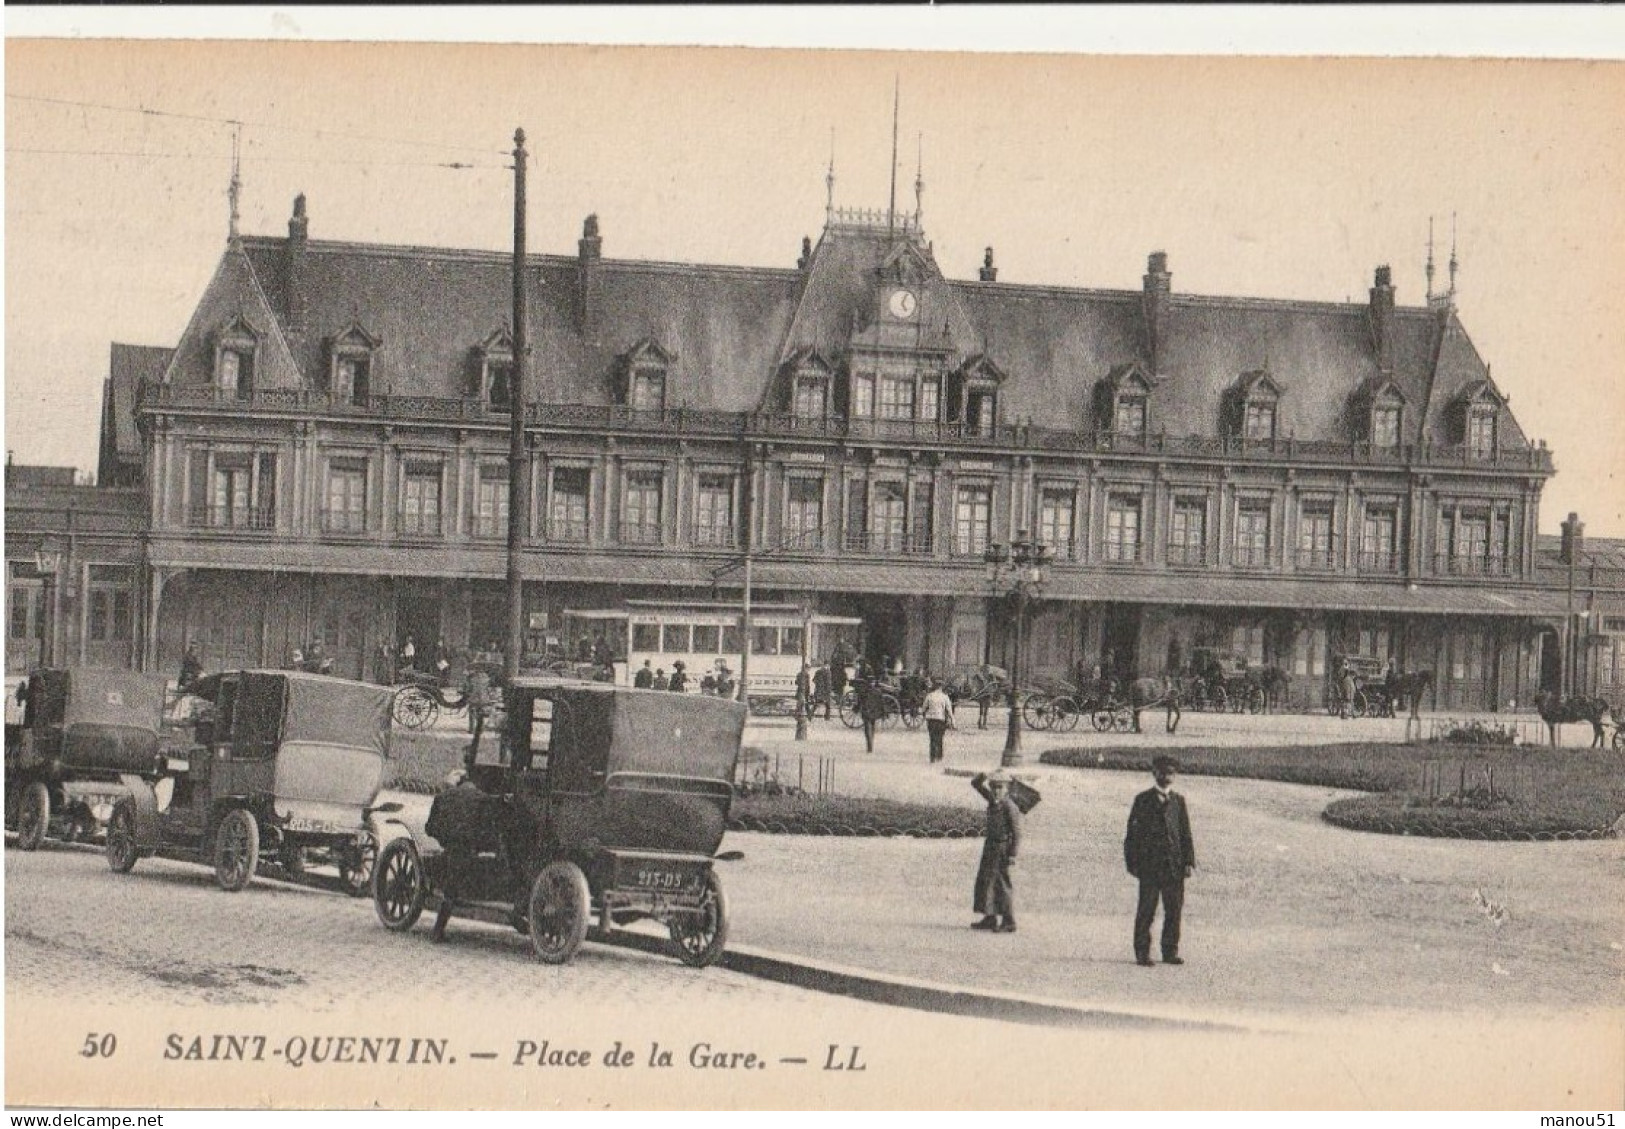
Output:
[[971, 770, 1023, 933], [1124, 755, 1196, 966]]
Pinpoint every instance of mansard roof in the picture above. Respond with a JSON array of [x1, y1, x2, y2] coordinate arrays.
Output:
[[142, 202, 1532, 451]]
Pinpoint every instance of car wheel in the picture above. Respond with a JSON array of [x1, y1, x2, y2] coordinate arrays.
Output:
[[528, 861, 590, 965], [213, 808, 260, 892], [373, 838, 426, 931], [15, 782, 50, 851], [106, 800, 140, 873], [340, 833, 378, 898], [670, 869, 729, 969]]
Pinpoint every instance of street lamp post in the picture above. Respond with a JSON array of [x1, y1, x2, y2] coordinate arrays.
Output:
[[984, 531, 1053, 767]]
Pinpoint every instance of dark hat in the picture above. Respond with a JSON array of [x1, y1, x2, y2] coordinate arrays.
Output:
[[1152, 755, 1181, 772], [673, 660, 685, 669]]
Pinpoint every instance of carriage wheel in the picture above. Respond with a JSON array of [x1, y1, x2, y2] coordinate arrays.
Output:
[[339, 833, 378, 898], [373, 838, 425, 931], [669, 869, 730, 969], [1211, 685, 1229, 713], [528, 861, 591, 965], [1247, 686, 1266, 714], [392, 687, 439, 730], [879, 695, 903, 730], [901, 704, 924, 730], [1352, 689, 1370, 719], [1111, 706, 1135, 732], [1613, 727, 1625, 752], [1091, 708, 1114, 732], [1022, 693, 1053, 731], [15, 782, 50, 851], [837, 695, 863, 730], [213, 808, 260, 892], [1050, 696, 1081, 733], [105, 800, 139, 874]]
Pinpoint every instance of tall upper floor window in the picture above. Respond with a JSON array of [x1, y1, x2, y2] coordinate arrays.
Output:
[[784, 476, 824, 550], [1038, 487, 1075, 559], [1169, 498, 1206, 566], [1436, 504, 1510, 576], [1361, 505, 1399, 572], [851, 372, 875, 419], [621, 470, 664, 544], [920, 377, 941, 423], [323, 457, 368, 534], [1234, 499, 1271, 568], [954, 484, 992, 557], [878, 374, 916, 420], [1105, 494, 1141, 562], [870, 482, 907, 552], [910, 481, 934, 555], [474, 464, 509, 539], [188, 448, 276, 529], [550, 466, 590, 542], [694, 473, 735, 547], [1298, 501, 1334, 569], [400, 462, 443, 537]]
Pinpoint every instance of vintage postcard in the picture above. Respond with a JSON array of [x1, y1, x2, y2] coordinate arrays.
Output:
[[5, 16, 1625, 1115]]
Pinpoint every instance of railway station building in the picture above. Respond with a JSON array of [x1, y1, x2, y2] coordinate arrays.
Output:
[[23, 189, 1593, 711]]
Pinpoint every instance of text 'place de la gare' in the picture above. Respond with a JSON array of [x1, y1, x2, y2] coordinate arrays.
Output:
[[13, 168, 1619, 711]]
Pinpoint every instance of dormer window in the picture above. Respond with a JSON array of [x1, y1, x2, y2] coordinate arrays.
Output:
[[1467, 407, 1496, 458], [616, 339, 674, 414], [1449, 380, 1506, 459], [1372, 402, 1401, 448], [1115, 393, 1147, 437], [476, 328, 515, 410], [213, 317, 258, 401], [951, 354, 1006, 435], [1228, 370, 1283, 443], [794, 374, 828, 418], [1355, 377, 1406, 449], [1094, 363, 1154, 440], [327, 322, 381, 407]]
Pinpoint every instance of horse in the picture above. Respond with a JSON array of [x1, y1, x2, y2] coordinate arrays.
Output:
[[1381, 669, 1435, 720], [1534, 691, 1613, 748], [1127, 675, 1181, 734], [943, 665, 1010, 729], [1252, 665, 1291, 712]]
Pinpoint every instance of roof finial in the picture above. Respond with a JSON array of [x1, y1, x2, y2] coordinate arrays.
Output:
[[914, 132, 924, 227], [227, 121, 243, 243], [825, 128, 836, 220], [887, 77, 900, 237], [1448, 211, 1459, 299], [1425, 215, 1436, 300]]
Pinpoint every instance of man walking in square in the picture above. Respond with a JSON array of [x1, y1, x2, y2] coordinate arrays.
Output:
[[922, 679, 955, 763], [971, 770, 1022, 933], [1124, 755, 1196, 966]]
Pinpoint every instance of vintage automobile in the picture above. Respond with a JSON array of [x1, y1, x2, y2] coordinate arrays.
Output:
[[5, 668, 170, 850], [105, 670, 392, 894], [371, 676, 745, 967]]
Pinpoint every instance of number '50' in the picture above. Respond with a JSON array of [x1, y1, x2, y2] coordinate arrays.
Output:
[[81, 1033, 117, 1058]]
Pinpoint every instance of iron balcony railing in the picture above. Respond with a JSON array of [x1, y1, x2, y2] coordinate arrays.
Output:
[[1294, 547, 1338, 571], [691, 527, 739, 549], [188, 504, 276, 531], [1101, 540, 1144, 565], [1166, 543, 1210, 567], [397, 514, 443, 538], [138, 383, 1557, 474], [1357, 550, 1401, 574], [841, 529, 936, 556], [1233, 545, 1273, 569], [320, 510, 368, 535], [548, 519, 590, 544], [1433, 553, 1515, 577]]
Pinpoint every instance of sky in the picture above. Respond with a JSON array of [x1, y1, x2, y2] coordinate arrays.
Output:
[[5, 12, 1624, 535]]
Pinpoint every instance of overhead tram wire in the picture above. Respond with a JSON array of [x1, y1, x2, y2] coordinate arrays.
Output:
[[6, 91, 508, 160], [4, 146, 501, 170]]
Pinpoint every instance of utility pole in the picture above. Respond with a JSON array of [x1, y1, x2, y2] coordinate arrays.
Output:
[[505, 128, 531, 686], [738, 441, 755, 705]]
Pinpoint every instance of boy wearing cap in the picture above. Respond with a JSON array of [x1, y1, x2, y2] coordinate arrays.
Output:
[[970, 770, 1023, 933], [1124, 755, 1197, 966]]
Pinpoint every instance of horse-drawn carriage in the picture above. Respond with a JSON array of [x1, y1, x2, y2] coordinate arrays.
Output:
[[5, 668, 170, 850], [391, 660, 506, 731], [371, 677, 744, 967], [1329, 654, 1391, 718], [1184, 647, 1272, 713], [835, 673, 928, 730], [105, 670, 392, 894]]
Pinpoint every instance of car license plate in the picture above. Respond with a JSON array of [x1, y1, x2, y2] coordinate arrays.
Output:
[[284, 817, 346, 835], [625, 864, 702, 892]]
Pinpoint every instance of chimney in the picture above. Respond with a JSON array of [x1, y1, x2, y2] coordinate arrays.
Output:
[[286, 194, 310, 332], [1561, 512, 1585, 565], [797, 235, 813, 272], [978, 247, 998, 282], [1143, 251, 1171, 375], [577, 213, 603, 338], [1369, 264, 1396, 373]]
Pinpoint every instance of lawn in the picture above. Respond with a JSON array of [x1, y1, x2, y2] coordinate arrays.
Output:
[[1041, 742, 1625, 839]]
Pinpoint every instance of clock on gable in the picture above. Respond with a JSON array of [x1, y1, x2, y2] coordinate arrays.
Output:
[[887, 288, 918, 320]]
